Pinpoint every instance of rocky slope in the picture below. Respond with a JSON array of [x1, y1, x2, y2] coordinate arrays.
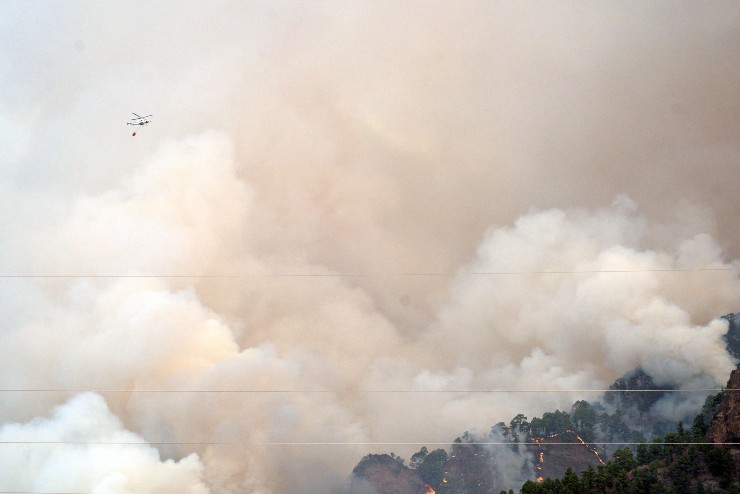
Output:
[[707, 363, 740, 445], [349, 454, 430, 494]]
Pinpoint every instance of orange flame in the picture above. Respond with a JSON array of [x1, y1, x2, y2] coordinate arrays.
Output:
[[423, 486, 435, 494], [530, 429, 607, 483], [565, 429, 606, 465]]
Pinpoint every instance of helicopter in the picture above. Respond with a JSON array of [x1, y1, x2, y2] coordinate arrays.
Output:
[[127, 113, 152, 136]]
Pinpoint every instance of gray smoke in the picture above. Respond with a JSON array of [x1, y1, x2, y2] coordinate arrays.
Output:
[[1, 1, 738, 492], [487, 428, 536, 492]]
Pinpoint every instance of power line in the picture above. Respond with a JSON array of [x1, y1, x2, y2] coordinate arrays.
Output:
[[0, 389, 734, 394], [0, 268, 735, 278], [0, 441, 736, 446], [253, 441, 735, 446]]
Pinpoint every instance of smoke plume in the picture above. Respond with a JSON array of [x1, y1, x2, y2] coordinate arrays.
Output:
[[1, 1, 738, 492]]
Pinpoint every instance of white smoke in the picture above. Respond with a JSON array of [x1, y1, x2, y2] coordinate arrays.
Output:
[[0, 393, 209, 493], [424, 197, 738, 387], [1, 130, 737, 492], [486, 428, 535, 492], [1, 1, 738, 493]]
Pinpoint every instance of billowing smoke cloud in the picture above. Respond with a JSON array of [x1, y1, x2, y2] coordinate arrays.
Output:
[[0, 393, 209, 493], [1, 1, 738, 493], [425, 197, 738, 385]]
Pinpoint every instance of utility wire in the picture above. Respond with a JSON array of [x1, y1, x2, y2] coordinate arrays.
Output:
[[0, 388, 736, 393], [0, 441, 736, 446], [0, 267, 735, 278]]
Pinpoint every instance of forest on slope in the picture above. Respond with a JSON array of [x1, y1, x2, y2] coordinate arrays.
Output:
[[348, 313, 740, 494]]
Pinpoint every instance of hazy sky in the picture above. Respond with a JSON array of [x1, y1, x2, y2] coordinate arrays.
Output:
[[1, 2, 738, 493]]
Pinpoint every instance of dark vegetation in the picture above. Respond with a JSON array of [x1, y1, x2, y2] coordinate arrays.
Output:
[[517, 400, 738, 493]]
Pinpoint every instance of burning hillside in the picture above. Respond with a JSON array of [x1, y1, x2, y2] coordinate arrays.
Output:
[[349, 431, 608, 494], [529, 430, 605, 482], [347, 354, 740, 493]]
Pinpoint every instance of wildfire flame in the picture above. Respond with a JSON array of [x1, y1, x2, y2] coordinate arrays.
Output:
[[423, 486, 435, 494], [530, 429, 606, 482], [565, 429, 606, 465]]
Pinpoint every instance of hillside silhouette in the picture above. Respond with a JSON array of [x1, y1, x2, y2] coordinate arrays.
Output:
[[347, 324, 740, 494]]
